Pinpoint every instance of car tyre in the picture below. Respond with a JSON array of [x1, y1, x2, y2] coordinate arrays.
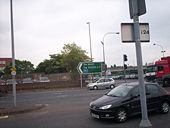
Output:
[[115, 108, 127, 123], [93, 86, 98, 90], [160, 102, 169, 114], [110, 84, 115, 89]]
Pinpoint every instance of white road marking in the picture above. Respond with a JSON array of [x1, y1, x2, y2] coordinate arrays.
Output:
[[0, 115, 8, 119]]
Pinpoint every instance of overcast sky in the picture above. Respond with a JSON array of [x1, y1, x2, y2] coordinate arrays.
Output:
[[0, 0, 170, 67]]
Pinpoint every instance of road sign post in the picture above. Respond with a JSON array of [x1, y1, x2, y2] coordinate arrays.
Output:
[[128, 0, 152, 127]]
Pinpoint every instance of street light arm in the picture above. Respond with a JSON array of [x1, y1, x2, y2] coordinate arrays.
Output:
[[153, 43, 164, 51], [153, 43, 165, 57], [102, 32, 119, 43], [101, 32, 119, 64]]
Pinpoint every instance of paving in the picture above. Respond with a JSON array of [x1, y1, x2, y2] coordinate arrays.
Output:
[[0, 104, 45, 116]]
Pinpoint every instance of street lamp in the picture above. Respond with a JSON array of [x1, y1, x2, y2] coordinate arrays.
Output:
[[153, 43, 166, 57], [10, 0, 16, 107], [101, 32, 119, 64], [87, 22, 93, 62]]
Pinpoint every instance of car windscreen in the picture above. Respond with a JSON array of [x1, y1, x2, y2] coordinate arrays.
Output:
[[106, 84, 134, 97]]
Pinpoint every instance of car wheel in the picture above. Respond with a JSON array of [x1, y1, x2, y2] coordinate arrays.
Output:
[[110, 84, 115, 89], [115, 108, 127, 123], [93, 86, 98, 90], [160, 102, 169, 114]]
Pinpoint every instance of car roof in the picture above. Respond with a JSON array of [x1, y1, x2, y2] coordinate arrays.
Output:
[[99, 77, 113, 80], [121, 82, 158, 87]]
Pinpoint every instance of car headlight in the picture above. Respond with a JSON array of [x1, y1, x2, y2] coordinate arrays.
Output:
[[89, 102, 93, 107], [99, 104, 112, 110], [88, 84, 94, 87]]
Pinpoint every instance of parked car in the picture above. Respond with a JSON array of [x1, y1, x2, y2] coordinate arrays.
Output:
[[89, 82, 170, 123], [87, 78, 116, 90], [0, 79, 6, 85], [22, 78, 33, 84], [0, 79, 8, 96], [39, 77, 50, 82], [6, 79, 17, 85]]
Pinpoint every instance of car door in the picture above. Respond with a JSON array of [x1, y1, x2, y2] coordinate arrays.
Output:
[[146, 84, 162, 111], [96, 78, 105, 89], [103, 78, 111, 88], [127, 86, 141, 115]]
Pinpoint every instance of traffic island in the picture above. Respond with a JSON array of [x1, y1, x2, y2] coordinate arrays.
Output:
[[0, 104, 46, 116]]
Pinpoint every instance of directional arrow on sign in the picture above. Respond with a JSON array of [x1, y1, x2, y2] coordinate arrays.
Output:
[[77, 62, 83, 74], [77, 62, 104, 74]]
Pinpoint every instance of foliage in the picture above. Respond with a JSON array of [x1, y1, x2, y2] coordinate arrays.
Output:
[[35, 54, 67, 74], [36, 43, 90, 78], [3, 43, 90, 79], [62, 43, 91, 73], [4, 60, 34, 75]]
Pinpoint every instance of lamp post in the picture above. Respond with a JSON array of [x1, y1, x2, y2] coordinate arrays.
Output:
[[10, 0, 16, 107], [101, 32, 119, 64], [101, 32, 119, 77], [87, 22, 93, 62], [153, 43, 166, 57]]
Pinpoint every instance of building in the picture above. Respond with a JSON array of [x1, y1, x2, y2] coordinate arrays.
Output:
[[0, 58, 12, 71]]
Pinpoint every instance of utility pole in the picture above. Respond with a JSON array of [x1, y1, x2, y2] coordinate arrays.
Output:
[[129, 0, 152, 127], [87, 22, 93, 62], [10, 0, 16, 107]]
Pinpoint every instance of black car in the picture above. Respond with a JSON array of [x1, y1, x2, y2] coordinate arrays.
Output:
[[89, 82, 170, 123]]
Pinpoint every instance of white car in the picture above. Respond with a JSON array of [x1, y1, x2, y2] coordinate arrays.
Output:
[[87, 78, 116, 90], [22, 78, 33, 84], [6, 79, 17, 85], [39, 77, 50, 82]]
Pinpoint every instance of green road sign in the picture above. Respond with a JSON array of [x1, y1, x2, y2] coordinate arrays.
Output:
[[77, 62, 104, 74]]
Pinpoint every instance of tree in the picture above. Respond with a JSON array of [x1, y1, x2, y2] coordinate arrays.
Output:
[[35, 54, 66, 74], [35, 43, 90, 78], [61, 43, 90, 80], [4, 60, 34, 75], [62, 43, 91, 73]]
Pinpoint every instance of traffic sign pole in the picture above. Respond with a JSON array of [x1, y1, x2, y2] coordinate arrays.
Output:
[[10, 0, 16, 107], [80, 74, 83, 88], [133, 15, 152, 128], [129, 0, 152, 127]]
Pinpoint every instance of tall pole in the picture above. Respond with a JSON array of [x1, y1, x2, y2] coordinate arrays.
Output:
[[10, 0, 16, 107], [87, 22, 93, 62], [101, 32, 119, 77], [153, 43, 165, 57], [101, 41, 105, 64], [133, 15, 151, 128], [128, 0, 151, 127]]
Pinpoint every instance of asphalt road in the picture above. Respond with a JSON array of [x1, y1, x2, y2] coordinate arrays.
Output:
[[0, 81, 170, 128]]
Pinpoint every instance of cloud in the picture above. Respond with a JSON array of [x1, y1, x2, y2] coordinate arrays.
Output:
[[0, 0, 170, 67]]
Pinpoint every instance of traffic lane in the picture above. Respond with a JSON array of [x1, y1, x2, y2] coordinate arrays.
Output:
[[0, 88, 107, 108], [1, 106, 170, 128], [25, 85, 170, 128], [1, 100, 170, 128], [1, 88, 170, 128], [0, 93, 140, 128], [0, 89, 108, 128]]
